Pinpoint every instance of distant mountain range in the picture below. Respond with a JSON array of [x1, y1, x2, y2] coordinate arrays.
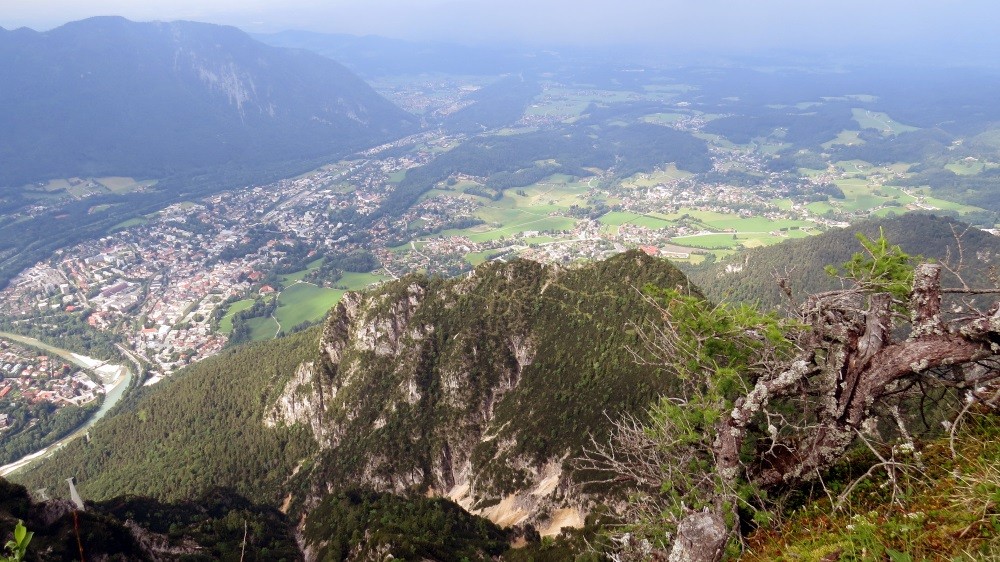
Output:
[[0, 16, 418, 187], [254, 30, 566, 77]]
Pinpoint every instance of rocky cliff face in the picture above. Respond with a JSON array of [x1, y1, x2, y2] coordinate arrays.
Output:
[[267, 251, 700, 542]]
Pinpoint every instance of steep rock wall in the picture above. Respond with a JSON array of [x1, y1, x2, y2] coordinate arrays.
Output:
[[268, 251, 700, 539]]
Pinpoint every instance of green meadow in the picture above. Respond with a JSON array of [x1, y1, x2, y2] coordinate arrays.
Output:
[[834, 178, 885, 212], [337, 271, 388, 290], [909, 189, 986, 213], [620, 165, 693, 188], [273, 283, 344, 330], [444, 215, 578, 243], [834, 160, 871, 176], [422, 173, 596, 245], [218, 299, 255, 334], [851, 108, 919, 135], [659, 208, 811, 232], [945, 159, 997, 176], [822, 130, 865, 148], [805, 201, 836, 215], [109, 217, 149, 232], [464, 250, 497, 267], [96, 176, 153, 194], [671, 232, 793, 251], [246, 316, 279, 341], [598, 212, 672, 230], [642, 113, 687, 126], [221, 260, 388, 341], [278, 258, 325, 284]]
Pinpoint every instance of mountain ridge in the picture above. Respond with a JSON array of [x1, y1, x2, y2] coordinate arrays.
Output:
[[271, 251, 699, 542], [14, 251, 699, 545], [683, 214, 1000, 307], [0, 16, 418, 186], [10, 233, 1000, 558]]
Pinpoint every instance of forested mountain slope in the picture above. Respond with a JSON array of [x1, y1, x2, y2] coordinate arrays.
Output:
[[16, 330, 319, 506], [12, 246, 1000, 560], [275, 251, 697, 534], [0, 16, 417, 187], [16, 251, 699, 543], [684, 214, 1000, 308]]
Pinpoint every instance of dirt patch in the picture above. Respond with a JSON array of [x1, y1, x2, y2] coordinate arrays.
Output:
[[539, 508, 585, 537]]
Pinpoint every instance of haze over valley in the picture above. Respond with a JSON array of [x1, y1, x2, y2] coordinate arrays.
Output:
[[2, 3, 1000, 560]]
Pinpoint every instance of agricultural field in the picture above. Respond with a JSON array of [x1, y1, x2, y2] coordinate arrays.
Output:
[[793, 171, 987, 218], [770, 198, 795, 211], [833, 178, 888, 212], [526, 84, 689, 121], [798, 167, 829, 178], [20, 176, 151, 198], [219, 261, 387, 341], [218, 298, 254, 334], [671, 231, 802, 251], [822, 130, 865, 148], [426, 173, 596, 244], [447, 215, 577, 244], [95, 176, 154, 194], [279, 258, 324, 285], [29, 178, 73, 192], [754, 141, 792, 155], [693, 132, 741, 149], [599, 211, 672, 230], [619, 165, 693, 187], [465, 249, 500, 266], [246, 316, 279, 341], [851, 108, 919, 135], [642, 83, 698, 95], [524, 96, 592, 119], [337, 271, 388, 290], [670, 233, 742, 249], [109, 217, 149, 232], [908, 189, 986, 213], [659, 209, 811, 232], [273, 283, 344, 330], [805, 201, 837, 215], [945, 159, 998, 175], [397, 111, 992, 276], [834, 160, 872, 176], [642, 112, 687, 126]]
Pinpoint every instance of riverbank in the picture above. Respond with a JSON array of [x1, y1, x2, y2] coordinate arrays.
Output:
[[0, 332, 132, 477]]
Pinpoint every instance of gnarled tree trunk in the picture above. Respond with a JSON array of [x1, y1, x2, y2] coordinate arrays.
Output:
[[675, 263, 1000, 557]]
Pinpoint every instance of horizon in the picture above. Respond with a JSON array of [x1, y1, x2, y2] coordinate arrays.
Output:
[[1, 1, 999, 66]]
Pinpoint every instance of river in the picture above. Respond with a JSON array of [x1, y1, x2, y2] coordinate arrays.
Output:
[[0, 331, 133, 477]]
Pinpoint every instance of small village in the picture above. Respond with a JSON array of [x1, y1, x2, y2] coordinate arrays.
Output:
[[0, 128, 937, 384], [0, 338, 102, 433], [0, 75, 977, 395]]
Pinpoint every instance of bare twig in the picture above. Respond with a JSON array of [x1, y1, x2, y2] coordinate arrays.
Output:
[[240, 520, 248, 562]]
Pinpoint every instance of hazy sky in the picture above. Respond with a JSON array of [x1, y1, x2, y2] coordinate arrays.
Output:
[[2, 0, 998, 56]]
